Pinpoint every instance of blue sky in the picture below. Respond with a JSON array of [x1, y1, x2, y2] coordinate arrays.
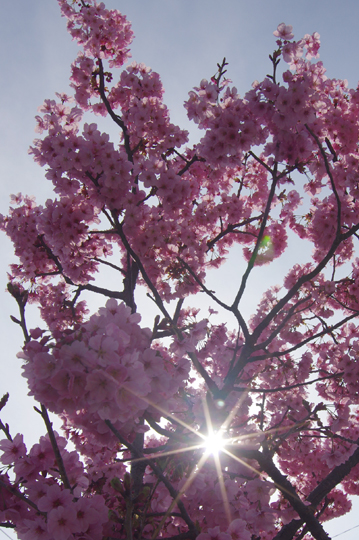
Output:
[[1, 1, 359, 538]]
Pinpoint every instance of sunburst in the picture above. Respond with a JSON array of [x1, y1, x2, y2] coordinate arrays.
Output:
[[106, 380, 309, 540], [113, 386, 265, 532]]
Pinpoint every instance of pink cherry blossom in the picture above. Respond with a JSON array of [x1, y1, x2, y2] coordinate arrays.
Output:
[[47, 505, 77, 540], [227, 519, 251, 540], [273, 23, 294, 40], [0, 434, 27, 465]]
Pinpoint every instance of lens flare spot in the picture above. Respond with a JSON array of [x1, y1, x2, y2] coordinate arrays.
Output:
[[214, 399, 225, 409], [260, 235, 272, 249]]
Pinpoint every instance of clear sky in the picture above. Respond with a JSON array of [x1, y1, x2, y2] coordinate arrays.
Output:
[[1, 1, 359, 538]]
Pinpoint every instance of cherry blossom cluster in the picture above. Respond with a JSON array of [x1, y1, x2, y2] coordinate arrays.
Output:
[[0, 432, 108, 540], [3, 5, 359, 540], [58, 0, 133, 68], [21, 299, 190, 449]]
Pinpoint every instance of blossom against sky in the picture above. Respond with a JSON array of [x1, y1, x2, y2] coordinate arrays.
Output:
[[2, 1, 359, 538]]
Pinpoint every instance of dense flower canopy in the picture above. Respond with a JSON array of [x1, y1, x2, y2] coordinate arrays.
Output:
[[1, 3, 359, 540]]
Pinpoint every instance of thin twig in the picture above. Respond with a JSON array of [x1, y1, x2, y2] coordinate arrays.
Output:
[[0, 478, 46, 516], [231, 161, 278, 311], [7, 284, 30, 343], [253, 296, 312, 352], [35, 405, 72, 491], [306, 125, 341, 227], [253, 312, 359, 361], [177, 257, 231, 312], [98, 59, 133, 162], [206, 215, 263, 251], [177, 256, 250, 343], [178, 154, 205, 176], [233, 372, 343, 394]]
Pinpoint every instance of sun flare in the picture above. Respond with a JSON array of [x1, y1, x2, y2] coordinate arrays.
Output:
[[204, 430, 226, 455]]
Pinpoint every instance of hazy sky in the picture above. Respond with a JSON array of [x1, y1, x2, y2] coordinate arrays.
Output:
[[1, 1, 359, 538]]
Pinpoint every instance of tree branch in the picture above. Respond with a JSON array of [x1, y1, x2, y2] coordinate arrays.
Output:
[[206, 214, 263, 251], [273, 445, 359, 540], [110, 215, 219, 393], [104, 420, 196, 532], [0, 478, 46, 516], [97, 59, 133, 163], [254, 451, 331, 540], [253, 311, 359, 361], [35, 405, 72, 491], [178, 154, 205, 176], [233, 372, 343, 395], [232, 161, 278, 311]]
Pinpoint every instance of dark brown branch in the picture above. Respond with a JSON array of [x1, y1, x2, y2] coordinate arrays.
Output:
[[136, 186, 158, 206], [173, 298, 184, 325], [35, 405, 71, 491], [232, 162, 278, 311], [274, 445, 359, 540], [267, 49, 281, 85], [112, 214, 172, 320], [176, 257, 232, 312], [111, 215, 219, 394], [248, 134, 346, 346], [101, 206, 116, 228], [168, 148, 189, 163], [0, 522, 16, 529], [313, 313, 339, 345], [121, 255, 139, 312], [212, 57, 229, 90], [37, 235, 129, 302], [255, 126, 347, 352], [222, 342, 254, 392], [7, 283, 30, 343], [253, 296, 312, 351], [87, 229, 117, 235], [254, 452, 330, 540], [187, 350, 219, 394], [259, 392, 266, 431], [97, 59, 133, 162], [34, 271, 61, 278], [0, 395, 11, 445], [177, 256, 250, 342], [178, 154, 205, 176], [131, 424, 146, 503], [233, 372, 343, 394], [306, 125, 341, 223], [273, 519, 303, 540], [308, 445, 359, 507], [253, 311, 359, 361], [251, 245, 355, 344], [248, 151, 273, 173], [85, 170, 103, 187], [104, 420, 196, 532], [144, 413, 183, 441], [0, 478, 46, 516], [0, 393, 9, 414], [93, 257, 125, 275], [79, 282, 127, 300], [340, 221, 359, 242], [206, 215, 263, 251], [325, 137, 338, 162], [328, 290, 359, 314]]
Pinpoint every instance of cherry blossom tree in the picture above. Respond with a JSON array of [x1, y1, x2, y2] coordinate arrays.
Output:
[[1, 4, 359, 540]]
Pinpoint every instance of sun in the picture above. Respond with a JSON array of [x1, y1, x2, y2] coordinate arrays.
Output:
[[203, 429, 226, 455], [122, 389, 262, 530]]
